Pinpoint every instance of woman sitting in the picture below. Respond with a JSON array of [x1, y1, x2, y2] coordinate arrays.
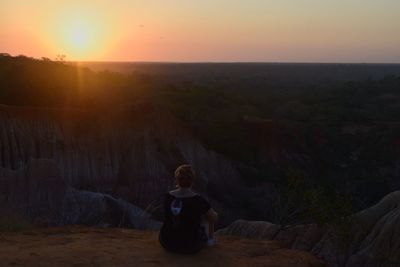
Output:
[[159, 164, 218, 254]]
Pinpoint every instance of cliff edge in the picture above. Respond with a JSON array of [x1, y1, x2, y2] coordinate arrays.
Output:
[[0, 226, 325, 267]]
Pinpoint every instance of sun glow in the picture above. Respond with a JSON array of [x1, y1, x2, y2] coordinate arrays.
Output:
[[2, 1, 399, 62], [64, 20, 96, 54], [45, 9, 115, 61], [70, 27, 90, 49]]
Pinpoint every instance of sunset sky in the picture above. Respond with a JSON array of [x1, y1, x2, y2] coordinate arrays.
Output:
[[1, 0, 399, 62]]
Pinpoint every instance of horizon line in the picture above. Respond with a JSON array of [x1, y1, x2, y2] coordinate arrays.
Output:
[[3, 54, 400, 64], [73, 60, 400, 65]]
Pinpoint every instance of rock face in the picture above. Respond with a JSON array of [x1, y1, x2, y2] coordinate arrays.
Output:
[[218, 191, 400, 267], [0, 104, 248, 224], [0, 158, 160, 229]]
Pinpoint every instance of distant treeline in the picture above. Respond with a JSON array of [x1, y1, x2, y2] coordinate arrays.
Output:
[[0, 54, 151, 108]]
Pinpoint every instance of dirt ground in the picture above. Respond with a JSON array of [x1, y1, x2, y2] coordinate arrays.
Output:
[[0, 226, 325, 267]]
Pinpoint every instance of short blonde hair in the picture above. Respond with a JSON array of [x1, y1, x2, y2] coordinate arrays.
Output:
[[175, 164, 195, 188]]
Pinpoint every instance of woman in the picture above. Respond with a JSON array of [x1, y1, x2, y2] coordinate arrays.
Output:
[[159, 164, 218, 254]]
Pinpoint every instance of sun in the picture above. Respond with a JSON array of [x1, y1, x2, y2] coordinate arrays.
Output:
[[64, 21, 94, 53], [47, 10, 112, 61], [70, 28, 90, 49], [58, 18, 102, 60]]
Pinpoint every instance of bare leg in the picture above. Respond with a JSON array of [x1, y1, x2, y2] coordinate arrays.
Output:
[[201, 217, 209, 238], [201, 219, 214, 239]]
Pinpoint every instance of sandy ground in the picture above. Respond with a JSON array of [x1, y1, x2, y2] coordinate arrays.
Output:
[[0, 226, 325, 267]]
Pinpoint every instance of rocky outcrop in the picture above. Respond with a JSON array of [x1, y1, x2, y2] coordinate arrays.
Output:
[[0, 104, 246, 223], [343, 192, 400, 267], [218, 191, 400, 267], [0, 159, 160, 229]]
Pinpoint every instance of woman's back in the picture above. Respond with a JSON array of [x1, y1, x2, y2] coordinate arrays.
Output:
[[159, 192, 211, 253]]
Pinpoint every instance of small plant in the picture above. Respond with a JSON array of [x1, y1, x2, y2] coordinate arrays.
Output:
[[0, 217, 34, 232], [272, 168, 354, 232]]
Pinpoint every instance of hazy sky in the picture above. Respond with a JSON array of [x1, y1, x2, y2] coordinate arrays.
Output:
[[1, 0, 399, 62]]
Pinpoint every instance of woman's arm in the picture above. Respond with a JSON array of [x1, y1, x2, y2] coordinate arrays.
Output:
[[205, 208, 218, 222]]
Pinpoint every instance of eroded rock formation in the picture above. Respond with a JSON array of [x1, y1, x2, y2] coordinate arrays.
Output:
[[0, 104, 247, 224], [218, 191, 400, 267], [0, 158, 160, 229]]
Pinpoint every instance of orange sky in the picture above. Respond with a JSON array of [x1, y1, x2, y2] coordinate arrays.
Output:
[[1, 0, 399, 62]]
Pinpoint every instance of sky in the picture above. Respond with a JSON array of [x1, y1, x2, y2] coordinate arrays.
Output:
[[1, 0, 400, 62]]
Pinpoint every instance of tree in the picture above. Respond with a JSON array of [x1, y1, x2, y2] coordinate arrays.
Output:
[[55, 54, 66, 62]]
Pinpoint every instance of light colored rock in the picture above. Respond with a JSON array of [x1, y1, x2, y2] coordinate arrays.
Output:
[[218, 191, 400, 267], [217, 219, 281, 240]]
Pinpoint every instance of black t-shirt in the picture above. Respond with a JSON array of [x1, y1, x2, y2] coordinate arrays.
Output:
[[159, 193, 211, 253]]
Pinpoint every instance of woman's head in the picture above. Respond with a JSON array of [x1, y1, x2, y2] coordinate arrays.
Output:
[[174, 164, 195, 188]]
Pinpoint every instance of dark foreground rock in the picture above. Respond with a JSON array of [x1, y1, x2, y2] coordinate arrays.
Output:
[[218, 191, 400, 267], [0, 226, 325, 267]]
